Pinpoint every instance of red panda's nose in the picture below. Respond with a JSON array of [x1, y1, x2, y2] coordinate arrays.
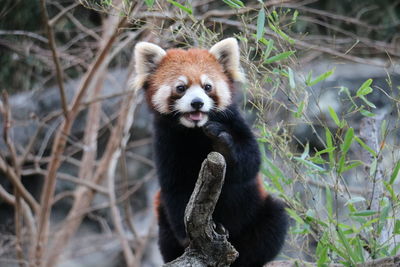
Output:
[[191, 98, 204, 110]]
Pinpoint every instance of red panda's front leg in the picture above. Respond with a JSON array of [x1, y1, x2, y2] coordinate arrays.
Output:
[[156, 199, 186, 262], [203, 121, 235, 162]]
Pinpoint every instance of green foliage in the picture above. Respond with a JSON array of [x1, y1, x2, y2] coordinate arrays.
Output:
[[166, 0, 192, 15], [222, 0, 245, 9], [200, 3, 400, 265]]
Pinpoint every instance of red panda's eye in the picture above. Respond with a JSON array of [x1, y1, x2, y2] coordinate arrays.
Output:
[[204, 84, 212, 92], [176, 85, 186, 93]]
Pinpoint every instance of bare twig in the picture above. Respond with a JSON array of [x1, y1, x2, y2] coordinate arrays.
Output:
[[49, 2, 80, 26], [107, 151, 135, 266], [39, 0, 69, 119], [1, 91, 27, 266], [359, 116, 388, 248], [210, 18, 389, 67], [0, 30, 48, 43], [267, 254, 400, 266]]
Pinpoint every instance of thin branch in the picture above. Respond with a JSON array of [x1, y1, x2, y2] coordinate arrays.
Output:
[[49, 2, 80, 26], [1, 92, 29, 266], [0, 30, 48, 43], [359, 116, 388, 249], [39, 0, 69, 119], [107, 151, 135, 266], [210, 18, 389, 67], [0, 155, 39, 215]]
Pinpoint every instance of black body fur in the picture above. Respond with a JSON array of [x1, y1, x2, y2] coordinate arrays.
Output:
[[154, 104, 288, 266]]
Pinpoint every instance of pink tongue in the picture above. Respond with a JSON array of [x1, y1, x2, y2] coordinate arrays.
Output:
[[189, 112, 203, 121]]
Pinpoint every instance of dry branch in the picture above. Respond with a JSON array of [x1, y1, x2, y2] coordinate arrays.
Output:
[[359, 116, 388, 246], [266, 253, 400, 267], [39, 0, 69, 118], [32, 3, 130, 263], [164, 152, 238, 267]]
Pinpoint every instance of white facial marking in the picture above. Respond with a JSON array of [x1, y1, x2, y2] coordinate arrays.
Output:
[[177, 76, 188, 85], [215, 80, 232, 109], [175, 84, 213, 128], [174, 85, 213, 113], [152, 85, 172, 114], [200, 74, 213, 87]]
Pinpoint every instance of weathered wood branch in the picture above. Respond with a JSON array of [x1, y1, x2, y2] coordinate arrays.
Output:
[[359, 116, 389, 247], [164, 152, 238, 267], [266, 253, 400, 267]]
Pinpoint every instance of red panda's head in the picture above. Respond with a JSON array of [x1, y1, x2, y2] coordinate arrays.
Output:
[[132, 38, 244, 128]]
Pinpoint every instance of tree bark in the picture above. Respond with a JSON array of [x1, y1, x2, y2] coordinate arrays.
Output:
[[163, 152, 238, 267]]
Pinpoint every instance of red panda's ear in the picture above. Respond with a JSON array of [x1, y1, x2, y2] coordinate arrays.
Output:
[[132, 42, 166, 91], [209, 38, 245, 83]]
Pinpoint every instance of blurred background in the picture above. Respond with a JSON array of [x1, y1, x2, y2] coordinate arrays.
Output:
[[0, 0, 399, 266]]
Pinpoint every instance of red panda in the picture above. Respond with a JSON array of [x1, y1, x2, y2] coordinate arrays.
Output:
[[133, 38, 288, 267]]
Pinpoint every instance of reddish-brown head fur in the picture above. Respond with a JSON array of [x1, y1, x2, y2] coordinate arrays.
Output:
[[133, 38, 244, 128], [146, 48, 230, 109]]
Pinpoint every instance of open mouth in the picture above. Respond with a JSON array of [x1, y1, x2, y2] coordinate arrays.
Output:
[[183, 111, 206, 122]]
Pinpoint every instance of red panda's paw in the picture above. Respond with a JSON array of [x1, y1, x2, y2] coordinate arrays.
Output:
[[203, 121, 233, 147], [203, 121, 234, 160]]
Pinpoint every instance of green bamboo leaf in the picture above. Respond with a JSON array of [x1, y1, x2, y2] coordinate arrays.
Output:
[[222, 0, 244, 8], [394, 220, 400, 234], [328, 107, 341, 127], [292, 10, 299, 22], [300, 143, 309, 160], [144, 0, 155, 7], [294, 157, 326, 172], [264, 51, 295, 64], [345, 196, 366, 206], [360, 109, 375, 117], [384, 181, 396, 200], [306, 70, 313, 86], [389, 160, 400, 184], [326, 186, 333, 218], [378, 200, 390, 234], [316, 146, 336, 156], [288, 67, 296, 90], [369, 158, 377, 176], [351, 210, 377, 216], [341, 127, 354, 153], [286, 208, 305, 224], [230, 0, 245, 7], [263, 39, 274, 58], [338, 128, 354, 173], [167, 0, 192, 14], [294, 101, 305, 118], [256, 8, 265, 41], [325, 128, 335, 168], [354, 136, 376, 157], [317, 246, 329, 266], [355, 237, 365, 263], [342, 161, 363, 172], [359, 95, 376, 108], [356, 79, 373, 97], [391, 244, 400, 256], [306, 68, 335, 86], [337, 227, 361, 263]]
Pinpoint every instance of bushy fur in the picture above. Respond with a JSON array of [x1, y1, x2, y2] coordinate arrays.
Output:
[[134, 38, 288, 266]]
